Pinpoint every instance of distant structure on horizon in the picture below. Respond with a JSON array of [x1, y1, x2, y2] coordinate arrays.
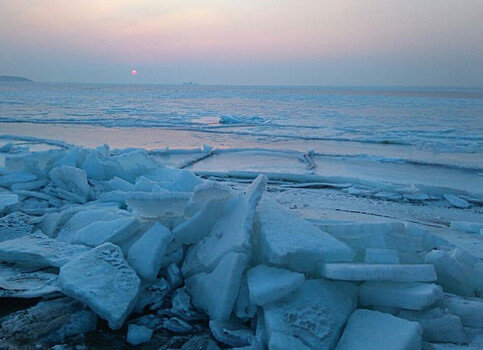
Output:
[[0, 75, 33, 82], [182, 81, 198, 86]]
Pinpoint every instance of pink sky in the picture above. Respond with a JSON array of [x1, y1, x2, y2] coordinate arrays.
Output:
[[1, 0, 482, 85]]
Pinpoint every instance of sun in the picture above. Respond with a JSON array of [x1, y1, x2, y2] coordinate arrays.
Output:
[[131, 69, 138, 76]]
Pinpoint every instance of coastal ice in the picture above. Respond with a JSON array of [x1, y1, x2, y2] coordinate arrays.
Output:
[[127, 222, 173, 280], [360, 282, 444, 310], [246, 264, 304, 306], [255, 198, 354, 274], [59, 243, 141, 330], [336, 309, 422, 350], [0, 143, 482, 349]]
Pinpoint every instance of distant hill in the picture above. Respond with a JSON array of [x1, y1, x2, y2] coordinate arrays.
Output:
[[0, 75, 33, 82]]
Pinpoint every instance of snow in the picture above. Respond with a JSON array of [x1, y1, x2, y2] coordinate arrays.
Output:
[[360, 282, 444, 310], [59, 242, 141, 330], [246, 264, 304, 306], [336, 309, 422, 350], [0, 232, 89, 268], [264, 279, 357, 350], [127, 324, 153, 345], [255, 198, 355, 274], [127, 222, 173, 280], [319, 263, 437, 282]]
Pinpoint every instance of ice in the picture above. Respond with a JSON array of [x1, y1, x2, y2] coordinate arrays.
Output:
[[0, 211, 33, 241], [444, 194, 470, 208], [0, 232, 89, 268], [185, 181, 234, 217], [106, 176, 135, 192], [0, 297, 97, 346], [0, 193, 19, 212], [127, 222, 173, 280], [182, 175, 267, 277], [49, 166, 89, 203], [255, 198, 354, 274], [59, 242, 141, 330], [71, 216, 139, 247], [365, 248, 400, 264], [424, 248, 480, 297], [450, 221, 483, 234], [173, 200, 226, 244], [360, 282, 444, 310], [81, 151, 106, 180], [126, 191, 191, 218], [246, 264, 304, 306], [0, 171, 37, 188], [235, 274, 257, 319], [110, 149, 159, 182], [209, 320, 254, 347], [0, 266, 60, 298], [186, 252, 248, 321], [319, 263, 437, 282], [396, 308, 466, 343], [443, 293, 483, 328], [167, 263, 183, 288], [11, 179, 49, 191], [268, 331, 311, 350], [264, 279, 357, 350], [163, 317, 193, 333], [134, 278, 170, 313], [182, 336, 221, 350], [127, 324, 153, 345], [336, 309, 422, 350]]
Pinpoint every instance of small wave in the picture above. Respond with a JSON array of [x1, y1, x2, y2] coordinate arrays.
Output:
[[219, 115, 269, 125]]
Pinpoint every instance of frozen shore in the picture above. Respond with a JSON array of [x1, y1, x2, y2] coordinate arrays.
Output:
[[0, 138, 482, 349]]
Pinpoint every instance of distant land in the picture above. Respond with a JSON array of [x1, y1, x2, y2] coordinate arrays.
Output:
[[0, 75, 33, 82]]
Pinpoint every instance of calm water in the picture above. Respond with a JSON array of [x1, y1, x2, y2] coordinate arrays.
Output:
[[1, 82, 482, 163]]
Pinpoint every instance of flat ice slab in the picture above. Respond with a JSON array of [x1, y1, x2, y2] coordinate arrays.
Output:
[[256, 198, 354, 274], [264, 279, 357, 350], [0, 232, 89, 268], [319, 263, 437, 282], [443, 293, 483, 328], [359, 282, 443, 310], [336, 309, 422, 350], [0, 266, 59, 298], [59, 242, 140, 330], [247, 264, 304, 306]]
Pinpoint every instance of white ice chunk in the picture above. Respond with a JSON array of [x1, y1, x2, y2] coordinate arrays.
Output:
[[319, 263, 436, 282], [173, 200, 225, 244], [126, 191, 191, 218], [336, 309, 422, 350], [360, 282, 443, 310], [450, 221, 483, 234], [186, 252, 248, 321], [127, 324, 153, 345], [182, 175, 267, 277], [444, 293, 483, 328], [106, 176, 135, 192], [425, 248, 478, 297], [365, 248, 400, 264], [59, 242, 140, 330], [127, 222, 173, 280], [0, 171, 37, 188], [185, 181, 234, 217], [81, 151, 106, 180], [49, 166, 89, 203], [11, 179, 49, 191], [247, 264, 304, 306], [444, 194, 470, 208], [111, 149, 159, 182], [235, 274, 257, 319], [0, 232, 89, 268], [396, 308, 466, 343], [268, 331, 311, 350], [209, 320, 254, 347], [264, 279, 357, 350], [72, 217, 138, 247], [0, 193, 19, 212], [0, 266, 59, 298], [167, 263, 183, 289], [256, 198, 354, 274]]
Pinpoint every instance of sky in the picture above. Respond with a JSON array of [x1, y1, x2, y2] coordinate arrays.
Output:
[[1, 0, 482, 86]]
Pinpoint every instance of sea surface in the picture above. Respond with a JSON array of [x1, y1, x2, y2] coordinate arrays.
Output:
[[1, 82, 482, 194]]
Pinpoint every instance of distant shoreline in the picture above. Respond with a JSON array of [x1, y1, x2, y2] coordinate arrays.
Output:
[[0, 75, 33, 82]]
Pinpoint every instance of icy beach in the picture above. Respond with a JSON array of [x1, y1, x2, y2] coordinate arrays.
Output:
[[0, 138, 482, 349]]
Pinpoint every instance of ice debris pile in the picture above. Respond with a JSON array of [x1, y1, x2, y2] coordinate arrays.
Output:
[[0, 145, 482, 349]]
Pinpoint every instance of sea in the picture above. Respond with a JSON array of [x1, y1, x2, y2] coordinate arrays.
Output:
[[1, 82, 482, 194]]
